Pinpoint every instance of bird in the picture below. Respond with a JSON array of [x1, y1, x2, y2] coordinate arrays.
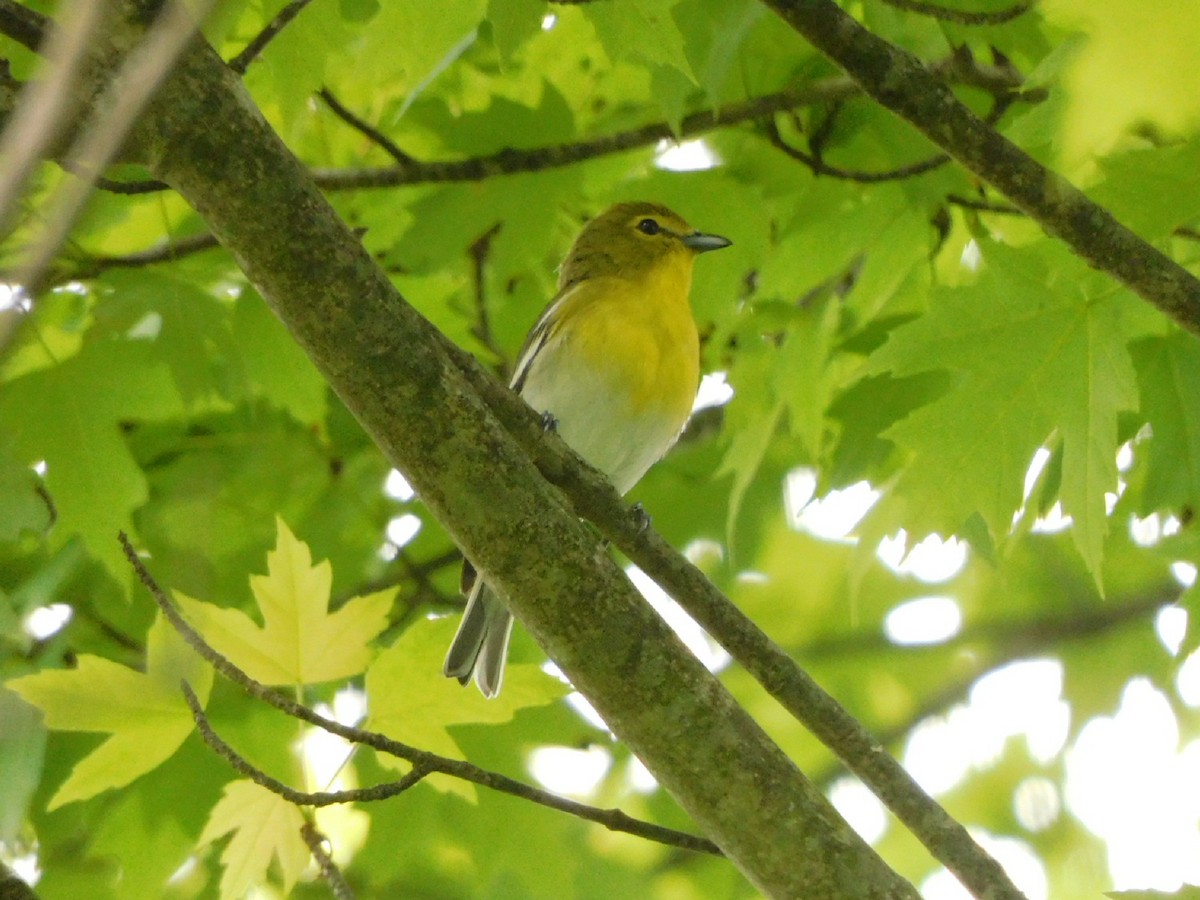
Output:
[[443, 201, 731, 697]]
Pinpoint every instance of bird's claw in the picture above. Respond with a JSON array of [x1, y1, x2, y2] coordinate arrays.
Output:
[[630, 502, 651, 534], [539, 410, 559, 433]]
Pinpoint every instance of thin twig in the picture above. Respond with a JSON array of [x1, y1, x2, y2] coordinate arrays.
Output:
[[764, 0, 1200, 334], [317, 87, 414, 164], [119, 533, 721, 857], [300, 822, 355, 900], [467, 222, 505, 374], [22, 231, 224, 284], [184, 683, 429, 806], [946, 192, 1022, 215], [879, 0, 1034, 26], [87, 53, 1027, 195], [227, 0, 315, 75], [766, 118, 951, 182]]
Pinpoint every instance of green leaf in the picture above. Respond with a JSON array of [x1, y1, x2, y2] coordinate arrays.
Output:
[[649, 63, 696, 135], [7, 614, 213, 809], [0, 445, 50, 542], [584, 0, 697, 85], [1130, 332, 1200, 513], [198, 779, 309, 900], [486, 0, 544, 66], [92, 269, 241, 405], [361, 0, 486, 92], [340, 0, 380, 22], [0, 687, 45, 841], [175, 518, 392, 685], [0, 340, 183, 580], [365, 617, 568, 796], [866, 241, 1138, 581], [231, 291, 328, 425], [1092, 140, 1200, 240]]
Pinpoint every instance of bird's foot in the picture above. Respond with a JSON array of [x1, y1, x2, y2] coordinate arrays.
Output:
[[539, 410, 559, 433], [630, 502, 651, 534]]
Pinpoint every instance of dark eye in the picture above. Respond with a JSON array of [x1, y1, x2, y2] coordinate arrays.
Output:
[[637, 218, 660, 235]]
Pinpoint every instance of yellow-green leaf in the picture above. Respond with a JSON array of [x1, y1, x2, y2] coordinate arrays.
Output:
[[365, 617, 568, 797], [7, 614, 212, 809], [198, 779, 309, 900], [176, 518, 393, 686]]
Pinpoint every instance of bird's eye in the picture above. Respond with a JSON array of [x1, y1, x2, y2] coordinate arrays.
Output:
[[637, 218, 660, 235]]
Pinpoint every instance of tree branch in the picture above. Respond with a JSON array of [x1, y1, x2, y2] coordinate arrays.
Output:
[[183, 682, 431, 807], [300, 821, 355, 900], [317, 87, 415, 165], [0, 862, 40, 900], [878, 0, 1034, 26], [0, 0, 47, 52], [765, 117, 951, 183], [226, 0, 315, 75], [71, 52, 1024, 195], [760, 0, 1200, 334]]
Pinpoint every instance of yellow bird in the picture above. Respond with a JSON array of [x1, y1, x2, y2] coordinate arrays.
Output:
[[443, 201, 731, 697]]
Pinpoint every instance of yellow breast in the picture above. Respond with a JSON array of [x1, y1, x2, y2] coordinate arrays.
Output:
[[515, 253, 701, 493], [555, 256, 700, 421]]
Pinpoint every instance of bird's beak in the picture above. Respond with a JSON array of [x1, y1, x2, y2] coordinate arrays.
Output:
[[682, 231, 732, 253]]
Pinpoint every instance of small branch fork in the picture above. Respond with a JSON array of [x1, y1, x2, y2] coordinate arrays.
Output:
[[118, 532, 722, 861]]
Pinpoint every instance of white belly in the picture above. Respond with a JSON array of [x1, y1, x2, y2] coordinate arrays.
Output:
[[519, 341, 688, 495]]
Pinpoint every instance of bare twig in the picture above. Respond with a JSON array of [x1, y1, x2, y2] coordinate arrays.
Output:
[[0, 0, 47, 52], [119, 533, 721, 857], [184, 683, 430, 806], [879, 0, 1034, 25], [946, 192, 1022, 215], [21, 231, 223, 285], [765, 118, 951, 182], [467, 222, 505, 373], [317, 87, 414, 164], [227, 0, 315, 75], [300, 822, 355, 900], [86, 52, 1026, 195]]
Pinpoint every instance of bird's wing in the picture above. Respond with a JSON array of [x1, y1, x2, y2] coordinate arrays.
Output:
[[509, 281, 587, 393]]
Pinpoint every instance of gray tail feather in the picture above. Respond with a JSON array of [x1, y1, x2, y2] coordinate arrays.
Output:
[[442, 582, 514, 699]]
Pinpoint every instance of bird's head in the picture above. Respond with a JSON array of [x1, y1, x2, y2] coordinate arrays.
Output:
[[558, 202, 731, 290]]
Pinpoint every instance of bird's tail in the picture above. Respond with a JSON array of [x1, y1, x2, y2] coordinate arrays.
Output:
[[442, 581, 514, 699]]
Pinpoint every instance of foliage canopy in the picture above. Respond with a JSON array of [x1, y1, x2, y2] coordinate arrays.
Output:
[[2, 0, 1200, 897]]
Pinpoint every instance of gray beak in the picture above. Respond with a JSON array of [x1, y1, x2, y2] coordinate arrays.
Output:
[[682, 231, 732, 253]]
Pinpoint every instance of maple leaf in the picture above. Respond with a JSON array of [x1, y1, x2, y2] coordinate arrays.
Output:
[[366, 617, 568, 797], [198, 780, 309, 900], [865, 241, 1139, 580], [175, 518, 393, 686], [7, 614, 212, 809]]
